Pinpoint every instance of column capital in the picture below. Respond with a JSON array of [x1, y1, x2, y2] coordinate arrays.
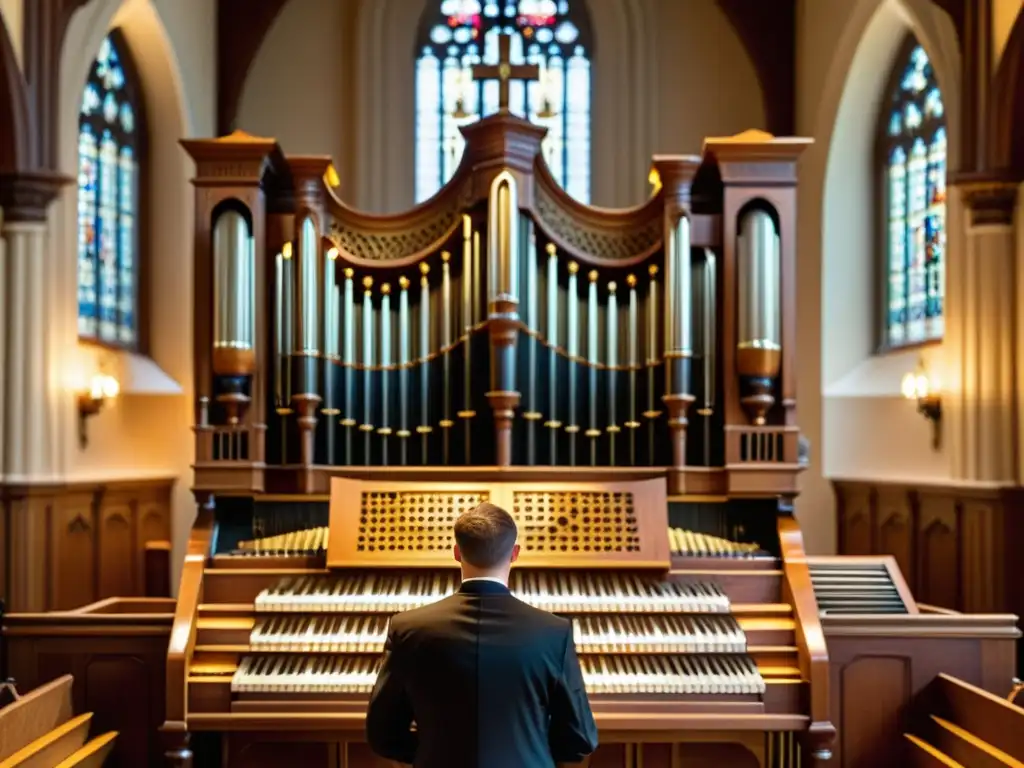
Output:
[[0, 170, 72, 224], [954, 173, 1019, 227]]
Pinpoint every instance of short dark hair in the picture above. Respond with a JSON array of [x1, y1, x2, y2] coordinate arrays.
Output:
[[454, 502, 518, 568]]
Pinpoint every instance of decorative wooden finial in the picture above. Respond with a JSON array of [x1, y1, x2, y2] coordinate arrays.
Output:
[[441, 251, 451, 263], [626, 274, 637, 288], [568, 261, 579, 275], [399, 276, 410, 290], [343, 268, 354, 279], [362, 276, 374, 291], [608, 281, 617, 294], [588, 270, 599, 283], [381, 283, 391, 295], [648, 264, 659, 277], [419, 262, 430, 275], [545, 243, 557, 256]]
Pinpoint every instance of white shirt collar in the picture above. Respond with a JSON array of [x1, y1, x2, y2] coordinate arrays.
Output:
[[460, 576, 508, 586]]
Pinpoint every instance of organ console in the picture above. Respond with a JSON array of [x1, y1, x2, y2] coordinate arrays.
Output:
[[163, 112, 1017, 768]]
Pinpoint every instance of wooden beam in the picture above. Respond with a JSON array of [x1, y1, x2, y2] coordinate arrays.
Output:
[[217, 0, 292, 136]]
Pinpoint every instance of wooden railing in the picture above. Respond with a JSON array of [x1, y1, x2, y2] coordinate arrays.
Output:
[[777, 515, 834, 760], [161, 507, 214, 746]]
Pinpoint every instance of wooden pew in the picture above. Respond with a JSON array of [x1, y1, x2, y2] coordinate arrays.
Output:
[[0, 675, 118, 767], [904, 673, 1024, 767], [53, 732, 117, 768]]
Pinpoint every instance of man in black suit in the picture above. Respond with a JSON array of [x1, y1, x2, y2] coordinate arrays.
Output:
[[366, 501, 598, 768]]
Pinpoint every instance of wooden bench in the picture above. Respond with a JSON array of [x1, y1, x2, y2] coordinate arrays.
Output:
[[0, 675, 117, 767], [904, 673, 1024, 767]]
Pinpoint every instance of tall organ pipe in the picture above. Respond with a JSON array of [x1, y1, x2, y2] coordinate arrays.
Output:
[[294, 215, 321, 398], [664, 214, 693, 397], [212, 208, 255, 424], [736, 207, 781, 425]]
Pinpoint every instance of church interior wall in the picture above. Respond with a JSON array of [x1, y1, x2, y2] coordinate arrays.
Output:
[[236, 0, 765, 213], [3, 0, 1014, 577], [54, 0, 215, 584], [794, 0, 962, 553]]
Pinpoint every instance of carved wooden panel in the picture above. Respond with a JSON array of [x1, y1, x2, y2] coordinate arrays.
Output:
[[51, 494, 98, 611], [833, 480, 1024, 621], [917, 498, 958, 610], [875, 489, 914, 590], [838, 485, 874, 555], [0, 478, 174, 611], [837, 656, 911, 767], [329, 477, 669, 569], [99, 501, 135, 599]]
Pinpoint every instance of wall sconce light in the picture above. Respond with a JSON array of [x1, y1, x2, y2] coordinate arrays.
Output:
[[77, 373, 120, 448], [901, 364, 941, 449]]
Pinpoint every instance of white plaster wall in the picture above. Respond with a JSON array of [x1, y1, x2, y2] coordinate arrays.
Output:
[[237, 0, 765, 212], [795, 0, 961, 554], [235, 0, 355, 174], [56, 0, 216, 584]]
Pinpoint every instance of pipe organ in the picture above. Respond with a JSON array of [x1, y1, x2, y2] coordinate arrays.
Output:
[[167, 122, 846, 768]]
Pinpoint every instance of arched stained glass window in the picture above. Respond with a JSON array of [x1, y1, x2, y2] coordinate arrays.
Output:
[[77, 29, 145, 348], [879, 38, 946, 348], [415, 0, 592, 204]]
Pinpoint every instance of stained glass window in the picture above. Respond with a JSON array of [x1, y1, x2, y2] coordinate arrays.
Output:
[[414, 0, 592, 203], [880, 39, 946, 348], [77, 30, 144, 347]]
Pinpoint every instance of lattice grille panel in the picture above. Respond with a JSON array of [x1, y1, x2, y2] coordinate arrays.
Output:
[[357, 491, 489, 553], [514, 491, 641, 554], [328, 477, 669, 568]]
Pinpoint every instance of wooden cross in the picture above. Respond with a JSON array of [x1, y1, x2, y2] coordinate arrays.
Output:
[[471, 33, 540, 113]]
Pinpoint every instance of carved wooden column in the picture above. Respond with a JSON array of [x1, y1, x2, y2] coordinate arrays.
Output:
[[951, 178, 1020, 483]]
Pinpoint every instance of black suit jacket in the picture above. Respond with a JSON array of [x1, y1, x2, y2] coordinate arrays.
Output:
[[365, 579, 598, 768]]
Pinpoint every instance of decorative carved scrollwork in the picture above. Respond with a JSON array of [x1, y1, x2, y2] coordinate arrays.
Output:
[[534, 185, 662, 262], [328, 184, 474, 263]]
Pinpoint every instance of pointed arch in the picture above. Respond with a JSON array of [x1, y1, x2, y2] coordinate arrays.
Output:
[[76, 27, 148, 349]]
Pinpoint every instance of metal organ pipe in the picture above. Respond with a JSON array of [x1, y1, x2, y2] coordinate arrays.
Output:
[[211, 208, 255, 424], [487, 171, 519, 304], [664, 214, 693, 397], [298, 216, 321, 354], [736, 207, 782, 425]]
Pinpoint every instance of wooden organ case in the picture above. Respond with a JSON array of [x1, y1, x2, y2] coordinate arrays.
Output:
[[166, 119, 836, 768]]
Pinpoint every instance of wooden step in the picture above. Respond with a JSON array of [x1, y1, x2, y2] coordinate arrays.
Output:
[[196, 616, 254, 645], [929, 715, 1024, 768], [737, 616, 796, 646], [905, 734, 964, 767], [747, 646, 799, 670], [671, 556, 779, 572], [669, 570, 782, 604]]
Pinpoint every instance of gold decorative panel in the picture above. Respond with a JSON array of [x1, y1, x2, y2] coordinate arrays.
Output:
[[513, 491, 641, 554], [328, 478, 669, 569], [357, 491, 490, 553]]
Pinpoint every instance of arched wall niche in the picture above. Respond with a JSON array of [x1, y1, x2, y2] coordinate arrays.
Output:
[[235, 0, 765, 213], [794, 0, 961, 554], [57, 0, 215, 584]]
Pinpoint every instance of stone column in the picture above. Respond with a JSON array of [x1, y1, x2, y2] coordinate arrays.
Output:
[[0, 172, 68, 610], [0, 173, 67, 483], [952, 179, 1019, 483]]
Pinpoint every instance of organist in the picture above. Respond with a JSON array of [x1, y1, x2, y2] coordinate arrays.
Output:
[[366, 502, 598, 768]]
